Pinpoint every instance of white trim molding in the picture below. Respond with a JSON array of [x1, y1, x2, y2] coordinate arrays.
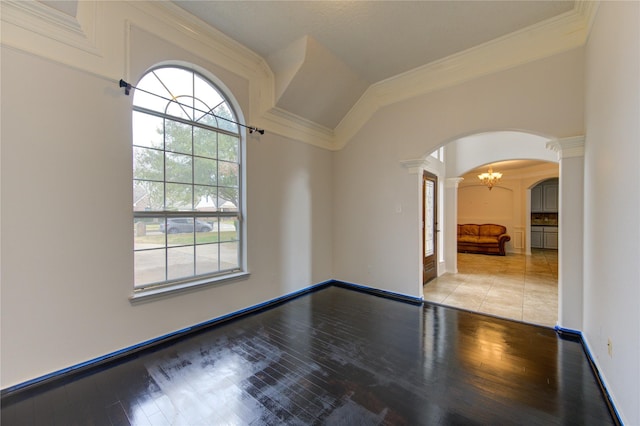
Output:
[[400, 158, 432, 175], [546, 136, 586, 159], [1, 1, 598, 152], [445, 178, 465, 189], [1, 1, 99, 55], [334, 1, 599, 149]]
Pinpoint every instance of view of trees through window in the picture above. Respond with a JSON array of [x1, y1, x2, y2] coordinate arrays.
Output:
[[132, 66, 242, 290]]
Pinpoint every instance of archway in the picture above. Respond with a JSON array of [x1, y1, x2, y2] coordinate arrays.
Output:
[[415, 131, 584, 330]]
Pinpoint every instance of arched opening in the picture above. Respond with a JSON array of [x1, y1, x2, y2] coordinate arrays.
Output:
[[418, 131, 574, 328]]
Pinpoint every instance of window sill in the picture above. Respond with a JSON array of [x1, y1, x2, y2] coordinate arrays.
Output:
[[129, 271, 250, 304]]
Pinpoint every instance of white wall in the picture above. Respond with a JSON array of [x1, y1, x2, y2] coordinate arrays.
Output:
[[583, 2, 640, 424], [0, 35, 333, 388], [333, 48, 584, 298]]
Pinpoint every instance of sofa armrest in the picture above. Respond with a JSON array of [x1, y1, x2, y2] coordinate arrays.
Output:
[[498, 234, 511, 255]]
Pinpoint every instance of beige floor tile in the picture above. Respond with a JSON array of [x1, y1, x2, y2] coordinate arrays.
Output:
[[424, 250, 558, 326], [442, 292, 484, 311], [523, 306, 557, 327], [421, 291, 450, 304]]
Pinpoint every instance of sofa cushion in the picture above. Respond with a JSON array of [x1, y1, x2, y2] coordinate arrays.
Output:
[[459, 224, 480, 236], [476, 236, 500, 244], [458, 235, 480, 243], [479, 224, 507, 237]]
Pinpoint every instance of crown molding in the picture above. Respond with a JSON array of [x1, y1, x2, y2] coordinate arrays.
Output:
[[134, 2, 269, 81], [257, 108, 335, 150], [0, 1, 99, 55], [334, 1, 599, 150], [546, 136, 585, 159], [1, 1, 598, 152]]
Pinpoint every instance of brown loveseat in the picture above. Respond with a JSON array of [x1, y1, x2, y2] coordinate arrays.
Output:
[[457, 224, 511, 256]]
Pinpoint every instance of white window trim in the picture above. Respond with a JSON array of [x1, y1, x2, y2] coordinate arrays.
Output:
[[129, 271, 251, 303]]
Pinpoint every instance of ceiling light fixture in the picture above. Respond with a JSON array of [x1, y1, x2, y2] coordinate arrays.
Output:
[[478, 166, 502, 190]]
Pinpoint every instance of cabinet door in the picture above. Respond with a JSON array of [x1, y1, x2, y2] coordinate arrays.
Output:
[[531, 186, 543, 212], [543, 231, 558, 249], [531, 230, 543, 248], [543, 184, 558, 212]]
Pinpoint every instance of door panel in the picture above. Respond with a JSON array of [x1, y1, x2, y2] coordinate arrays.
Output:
[[423, 172, 438, 284]]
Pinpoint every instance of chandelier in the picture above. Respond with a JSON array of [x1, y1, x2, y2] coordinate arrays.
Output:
[[478, 167, 502, 190]]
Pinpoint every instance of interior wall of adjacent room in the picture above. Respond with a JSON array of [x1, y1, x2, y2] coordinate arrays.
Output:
[[457, 162, 559, 253]]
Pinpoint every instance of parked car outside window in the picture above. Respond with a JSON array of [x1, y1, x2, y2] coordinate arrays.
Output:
[[159, 218, 213, 234]]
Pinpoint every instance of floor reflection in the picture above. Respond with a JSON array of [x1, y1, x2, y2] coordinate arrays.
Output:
[[1, 286, 612, 425]]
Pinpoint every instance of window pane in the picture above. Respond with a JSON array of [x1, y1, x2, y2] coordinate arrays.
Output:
[[195, 217, 216, 244], [217, 192, 238, 212], [135, 249, 166, 287], [134, 147, 164, 181], [165, 119, 192, 155], [195, 186, 217, 211], [166, 97, 194, 121], [219, 217, 239, 242], [166, 183, 192, 210], [193, 98, 212, 124], [164, 218, 195, 247], [154, 68, 194, 99], [212, 103, 238, 133], [134, 218, 165, 250], [132, 112, 163, 149], [165, 153, 192, 184], [218, 161, 238, 188], [168, 246, 194, 280], [194, 157, 217, 186], [134, 73, 170, 113], [195, 243, 219, 275], [193, 126, 217, 158], [218, 134, 238, 162], [133, 181, 164, 210], [219, 241, 239, 270], [194, 76, 224, 115]]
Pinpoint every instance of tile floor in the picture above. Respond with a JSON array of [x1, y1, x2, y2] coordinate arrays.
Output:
[[423, 249, 558, 327]]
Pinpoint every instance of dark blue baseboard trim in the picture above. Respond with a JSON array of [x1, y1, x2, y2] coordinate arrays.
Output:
[[333, 280, 424, 305], [1, 280, 333, 397], [554, 326, 623, 426]]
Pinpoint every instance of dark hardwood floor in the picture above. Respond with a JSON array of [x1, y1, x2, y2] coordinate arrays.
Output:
[[2, 286, 615, 425]]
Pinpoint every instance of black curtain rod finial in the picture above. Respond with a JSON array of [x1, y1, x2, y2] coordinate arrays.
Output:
[[248, 127, 265, 135], [119, 79, 132, 96]]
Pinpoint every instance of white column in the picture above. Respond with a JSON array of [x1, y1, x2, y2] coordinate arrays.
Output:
[[546, 136, 585, 331], [444, 178, 464, 273]]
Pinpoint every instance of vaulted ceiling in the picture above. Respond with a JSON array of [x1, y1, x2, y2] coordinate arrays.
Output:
[[173, 1, 576, 130]]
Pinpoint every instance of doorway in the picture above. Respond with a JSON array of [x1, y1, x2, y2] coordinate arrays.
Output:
[[423, 171, 438, 284]]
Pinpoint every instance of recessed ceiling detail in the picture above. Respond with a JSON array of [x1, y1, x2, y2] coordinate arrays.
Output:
[[171, 0, 586, 144], [268, 35, 369, 129]]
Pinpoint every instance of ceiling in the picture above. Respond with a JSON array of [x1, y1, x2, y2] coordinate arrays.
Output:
[[172, 1, 576, 129]]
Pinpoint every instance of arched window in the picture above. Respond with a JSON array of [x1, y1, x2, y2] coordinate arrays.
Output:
[[132, 66, 243, 295]]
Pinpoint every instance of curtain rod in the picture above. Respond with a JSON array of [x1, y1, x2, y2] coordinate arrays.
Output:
[[118, 79, 264, 135]]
